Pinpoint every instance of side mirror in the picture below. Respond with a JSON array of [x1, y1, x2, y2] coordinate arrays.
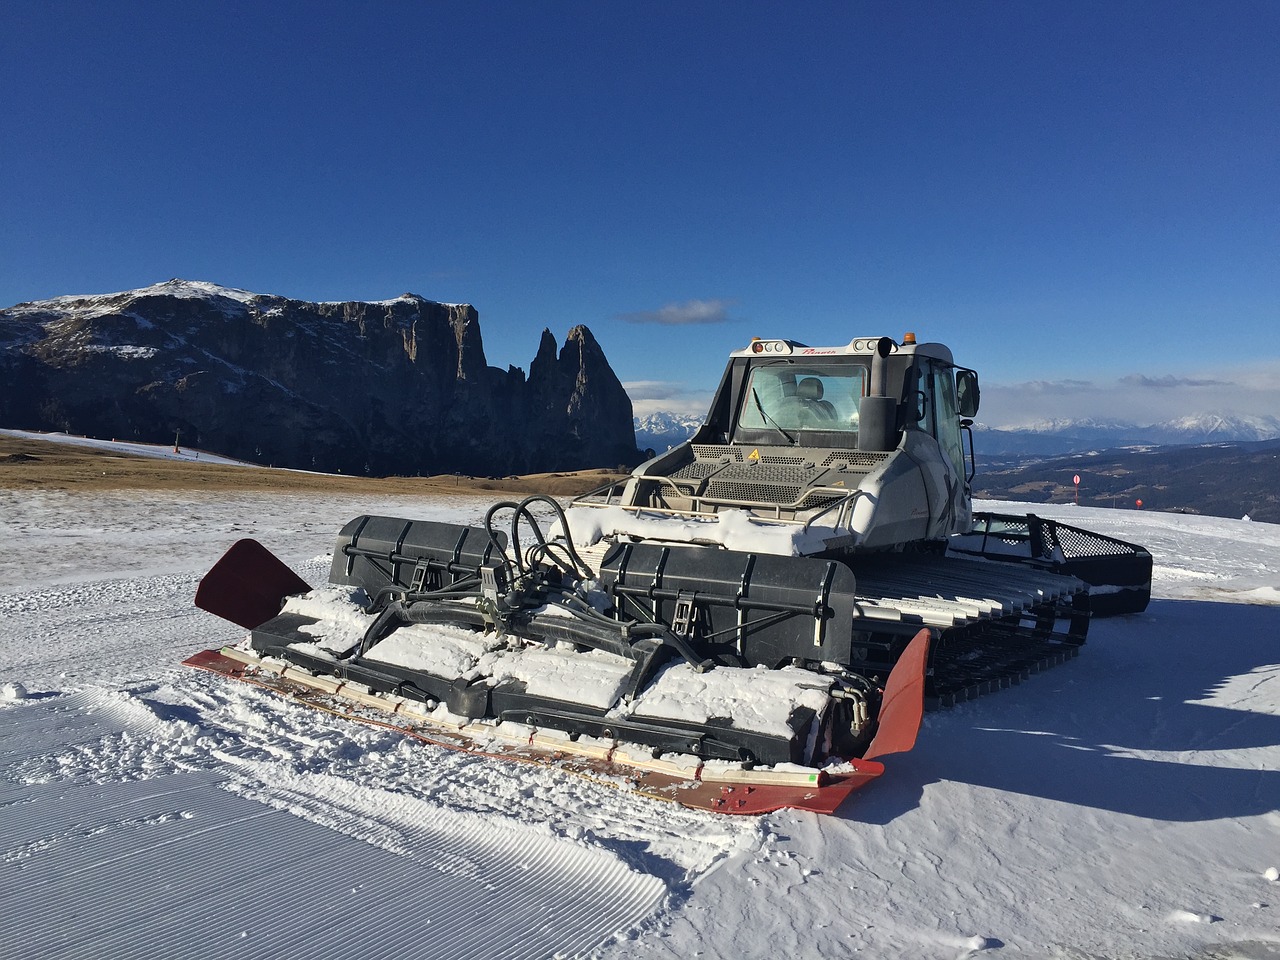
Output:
[[956, 369, 980, 418]]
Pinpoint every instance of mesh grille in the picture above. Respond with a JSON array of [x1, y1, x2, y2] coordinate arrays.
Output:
[[1052, 525, 1135, 559], [970, 512, 1148, 566], [974, 518, 1046, 557], [692, 444, 743, 461], [670, 462, 720, 480], [705, 480, 802, 505], [761, 455, 807, 465], [798, 493, 847, 510], [823, 451, 889, 468], [717, 463, 815, 482]]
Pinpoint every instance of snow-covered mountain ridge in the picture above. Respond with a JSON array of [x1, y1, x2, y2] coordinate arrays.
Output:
[[635, 406, 1280, 458], [976, 413, 1280, 454], [1, 279, 638, 476], [634, 411, 703, 452]]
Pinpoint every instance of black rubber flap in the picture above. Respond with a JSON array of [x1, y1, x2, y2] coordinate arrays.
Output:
[[196, 539, 312, 630]]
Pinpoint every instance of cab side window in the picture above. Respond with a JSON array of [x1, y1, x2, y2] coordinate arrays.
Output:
[[930, 363, 964, 477]]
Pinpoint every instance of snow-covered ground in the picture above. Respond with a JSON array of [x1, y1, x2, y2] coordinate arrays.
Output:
[[0, 427, 258, 466], [1, 485, 1278, 959]]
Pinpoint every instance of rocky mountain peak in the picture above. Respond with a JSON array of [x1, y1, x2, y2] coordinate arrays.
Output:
[[531, 328, 560, 374], [0, 281, 638, 476]]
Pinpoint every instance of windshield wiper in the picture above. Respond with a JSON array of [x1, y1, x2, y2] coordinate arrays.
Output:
[[751, 388, 797, 445]]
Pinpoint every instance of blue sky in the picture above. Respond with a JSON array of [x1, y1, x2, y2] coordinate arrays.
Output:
[[3, 1, 1277, 427]]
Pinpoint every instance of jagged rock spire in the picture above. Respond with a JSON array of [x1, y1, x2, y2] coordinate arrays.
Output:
[[0, 282, 638, 476]]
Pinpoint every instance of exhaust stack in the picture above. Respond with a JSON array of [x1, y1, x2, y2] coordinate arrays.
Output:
[[858, 336, 897, 452]]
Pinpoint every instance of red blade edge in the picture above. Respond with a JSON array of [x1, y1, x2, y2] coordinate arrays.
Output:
[[862, 627, 931, 762]]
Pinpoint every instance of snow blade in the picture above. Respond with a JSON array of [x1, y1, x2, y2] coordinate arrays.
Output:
[[194, 539, 312, 630], [863, 627, 930, 761], [689, 763, 884, 815], [182, 647, 890, 817]]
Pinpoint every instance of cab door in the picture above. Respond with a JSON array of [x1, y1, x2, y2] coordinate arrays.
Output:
[[930, 363, 966, 486], [911, 360, 970, 535]]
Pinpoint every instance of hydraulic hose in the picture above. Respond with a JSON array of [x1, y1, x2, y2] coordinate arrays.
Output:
[[483, 495, 593, 581], [357, 496, 712, 674], [357, 598, 491, 656], [366, 576, 482, 613]]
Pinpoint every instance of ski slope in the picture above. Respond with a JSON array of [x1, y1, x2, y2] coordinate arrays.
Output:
[[1, 485, 1278, 959], [0, 427, 258, 466]]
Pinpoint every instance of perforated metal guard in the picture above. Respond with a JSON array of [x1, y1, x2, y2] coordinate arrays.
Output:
[[981, 517, 1053, 560], [686, 445, 887, 470], [705, 480, 803, 505], [823, 451, 889, 468], [648, 440, 890, 510], [976, 515, 1144, 561], [691, 444, 744, 461], [798, 493, 847, 510], [1048, 522, 1142, 559], [717, 463, 815, 482], [761, 454, 807, 465], [670, 462, 721, 481]]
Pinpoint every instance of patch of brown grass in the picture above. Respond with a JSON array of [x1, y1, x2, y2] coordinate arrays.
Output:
[[0, 435, 627, 498]]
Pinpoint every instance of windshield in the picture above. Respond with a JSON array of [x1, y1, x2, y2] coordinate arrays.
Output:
[[735, 361, 868, 440]]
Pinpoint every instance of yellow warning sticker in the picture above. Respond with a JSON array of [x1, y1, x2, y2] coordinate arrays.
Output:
[[748, 448, 761, 461]]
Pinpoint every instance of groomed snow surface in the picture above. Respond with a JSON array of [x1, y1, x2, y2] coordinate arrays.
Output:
[[0, 428, 258, 466], [2, 486, 1279, 960]]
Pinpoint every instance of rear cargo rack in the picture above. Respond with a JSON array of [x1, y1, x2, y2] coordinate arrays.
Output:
[[952, 512, 1153, 616]]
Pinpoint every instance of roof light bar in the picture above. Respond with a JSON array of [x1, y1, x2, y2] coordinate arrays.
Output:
[[749, 339, 793, 355]]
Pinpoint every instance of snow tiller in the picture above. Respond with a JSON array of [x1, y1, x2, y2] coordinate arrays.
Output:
[[191, 333, 1151, 815]]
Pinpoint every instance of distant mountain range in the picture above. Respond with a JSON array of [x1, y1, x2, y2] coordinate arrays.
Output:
[[974, 414, 1280, 455], [636, 410, 1280, 458], [634, 412, 705, 453]]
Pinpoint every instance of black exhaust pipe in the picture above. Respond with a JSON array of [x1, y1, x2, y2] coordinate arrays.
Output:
[[858, 337, 897, 452]]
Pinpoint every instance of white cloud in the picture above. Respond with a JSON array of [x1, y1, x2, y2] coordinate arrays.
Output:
[[980, 360, 1280, 427], [622, 380, 683, 400], [616, 299, 735, 326], [1119, 374, 1231, 389], [624, 380, 714, 418]]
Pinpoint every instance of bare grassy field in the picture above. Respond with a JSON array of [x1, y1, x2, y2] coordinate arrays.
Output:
[[0, 435, 626, 498]]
